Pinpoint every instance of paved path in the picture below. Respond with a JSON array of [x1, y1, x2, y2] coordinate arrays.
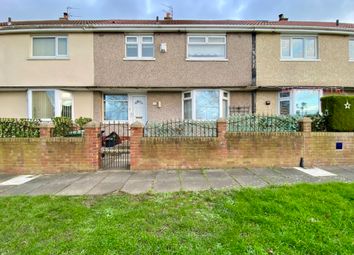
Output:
[[0, 166, 353, 196]]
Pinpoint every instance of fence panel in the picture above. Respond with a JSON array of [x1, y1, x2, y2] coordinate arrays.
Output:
[[227, 114, 300, 132], [144, 120, 217, 137]]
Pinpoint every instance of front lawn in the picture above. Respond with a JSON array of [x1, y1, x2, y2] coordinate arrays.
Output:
[[0, 183, 353, 254]]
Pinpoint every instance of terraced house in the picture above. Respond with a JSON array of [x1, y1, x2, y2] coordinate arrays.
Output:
[[0, 13, 353, 122]]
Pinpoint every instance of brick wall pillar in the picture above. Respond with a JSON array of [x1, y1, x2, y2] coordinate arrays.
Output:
[[298, 117, 312, 167], [217, 118, 228, 164], [39, 123, 54, 138], [83, 121, 102, 170], [299, 117, 312, 133], [130, 121, 144, 171]]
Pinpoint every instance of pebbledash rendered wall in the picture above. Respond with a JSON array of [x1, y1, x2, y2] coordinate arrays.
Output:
[[130, 118, 354, 170], [0, 122, 101, 174]]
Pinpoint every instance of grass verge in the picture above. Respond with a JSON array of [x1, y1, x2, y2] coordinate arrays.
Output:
[[0, 182, 353, 254]]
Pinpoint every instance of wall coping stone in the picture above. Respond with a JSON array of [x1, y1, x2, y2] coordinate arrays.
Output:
[[131, 121, 144, 128], [39, 122, 54, 128], [83, 121, 101, 129]]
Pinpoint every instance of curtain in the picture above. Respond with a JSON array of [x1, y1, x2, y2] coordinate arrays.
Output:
[[33, 38, 55, 56], [32, 91, 55, 119]]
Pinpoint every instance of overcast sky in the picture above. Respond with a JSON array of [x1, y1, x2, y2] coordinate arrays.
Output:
[[1, 0, 354, 23]]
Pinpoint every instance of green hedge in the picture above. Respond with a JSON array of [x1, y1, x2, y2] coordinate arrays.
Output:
[[321, 95, 354, 132], [0, 118, 40, 138]]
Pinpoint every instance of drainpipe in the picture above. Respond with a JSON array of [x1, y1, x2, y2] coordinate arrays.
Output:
[[251, 32, 257, 114]]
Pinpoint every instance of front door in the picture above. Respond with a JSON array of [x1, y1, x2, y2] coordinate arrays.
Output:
[[130, 95, 147, 124]]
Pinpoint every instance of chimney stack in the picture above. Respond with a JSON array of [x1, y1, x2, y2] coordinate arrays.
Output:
[[164, 12, 172, 20], [59, 12, 69, 20], [7, 17, 12, 26], [336, 19, 339, 26], [279, 14, 288, 21]]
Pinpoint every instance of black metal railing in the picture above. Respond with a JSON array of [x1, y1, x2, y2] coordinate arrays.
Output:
[[227, 114, 300, 132], [144, 120, 217, 137], [229, 106, 251, 115]]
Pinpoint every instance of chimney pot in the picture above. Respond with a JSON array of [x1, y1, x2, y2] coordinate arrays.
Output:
[[164, 12, 172, 20], [336, 19, 339, 26], [7, 17, 11, 25], [279, 13, 288, 21], [60, 12, 69, 20]]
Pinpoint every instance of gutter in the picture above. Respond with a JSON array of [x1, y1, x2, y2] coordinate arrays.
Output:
[[1, 24, 354, 35]]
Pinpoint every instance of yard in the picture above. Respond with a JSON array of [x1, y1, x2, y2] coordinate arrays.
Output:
[[0, 183, 353, 254]]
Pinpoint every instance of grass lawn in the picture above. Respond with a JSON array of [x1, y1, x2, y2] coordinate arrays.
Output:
[[0, 183, 353, 255]]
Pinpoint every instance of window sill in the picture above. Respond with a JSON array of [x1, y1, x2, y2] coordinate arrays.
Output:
[[186, 58, 228, 62], [28, 57, 70, 61], [280, 59, 321, 62], [123, 57, 155, 61]]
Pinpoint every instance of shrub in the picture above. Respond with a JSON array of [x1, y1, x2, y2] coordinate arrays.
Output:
[[75, 117, 92, 130], [52, 117, 74, 137], [321, 95, 354, 131], [0, 118, 40, 138], [308, 114, 328, 132]]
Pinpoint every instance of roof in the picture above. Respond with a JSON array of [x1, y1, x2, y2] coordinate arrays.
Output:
[[1, 18, 354, 34]]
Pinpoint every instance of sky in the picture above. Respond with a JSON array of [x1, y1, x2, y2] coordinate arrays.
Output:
[[1, 0, 354, 23]]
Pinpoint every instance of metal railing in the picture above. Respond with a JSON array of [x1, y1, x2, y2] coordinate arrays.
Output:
[[144, 120, 217, 137], [227, 114, 300, 132], [229, 105, 251, 115]]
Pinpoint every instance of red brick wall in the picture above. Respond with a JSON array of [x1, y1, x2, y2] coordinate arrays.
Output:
[[0, 125, 101, 174], [130, 120, 354, 170]]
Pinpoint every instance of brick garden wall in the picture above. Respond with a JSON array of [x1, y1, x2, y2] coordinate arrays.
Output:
[[0, 122, 101, 174], [130, 119, 354, 170]]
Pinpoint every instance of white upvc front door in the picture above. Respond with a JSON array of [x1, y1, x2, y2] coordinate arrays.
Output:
[[129, 95, 147, 124]]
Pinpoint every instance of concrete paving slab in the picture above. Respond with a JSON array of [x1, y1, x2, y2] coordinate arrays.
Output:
[[0, 174, 15, 183], [205, 170, 240, 189], [0, 185, 16, 195], [249, 168, 281, 176], [153, 171, 181, 192], [226, 168, 253, 177], [57, 172, 108, 195], [86, 171, 132, 195], [180, 170, 205, 179], [1, 175, 53, 196], [232, 174, 268, 188], [180, 170, 210, 191], [129, 171, 158, 181], [29, 173, 85, 195], [155, 170, 179, 181], [121, 179, 153, 194]]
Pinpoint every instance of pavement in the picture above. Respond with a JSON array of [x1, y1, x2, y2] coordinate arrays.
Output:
[[0, 166, 353, 196]]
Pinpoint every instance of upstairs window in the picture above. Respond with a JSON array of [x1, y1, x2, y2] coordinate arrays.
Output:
[[349, 39, 354, 61], [125, 35, 154, 59], [187, 35, 226, 60], [281, 36, 318, 60], [32, 36, 68, 58]]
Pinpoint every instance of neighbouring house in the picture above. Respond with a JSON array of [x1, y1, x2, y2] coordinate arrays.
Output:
[[0, 13, 354, 122]]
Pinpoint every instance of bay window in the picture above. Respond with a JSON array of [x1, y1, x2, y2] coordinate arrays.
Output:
[[32, 36, 68, 58], [183, 90, 229, 120], [278, 89, 322, 116], [281, 36, 318, 60], [187, 35, 226, 60], [104, 95, 128, 121], [125, 35, 154, 59], [28, 89, 72, 120]]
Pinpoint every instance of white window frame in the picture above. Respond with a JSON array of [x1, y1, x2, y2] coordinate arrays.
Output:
[[187, 34, 227, 61], [124, 35, 155, 60], [103, 94, 129, 122], [182, 89, 230, 120], [27, 89, 74, 121], [31, 36, 68, 59], [280, 36, 319, 61], [278, 89, 323, 116], [349, 38, 354, 61]]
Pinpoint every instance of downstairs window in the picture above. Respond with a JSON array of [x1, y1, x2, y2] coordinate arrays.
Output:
[[183, 89, 229, 120]]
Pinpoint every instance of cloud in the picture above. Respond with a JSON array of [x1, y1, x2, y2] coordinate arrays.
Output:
[[0, 0, 353, 22]]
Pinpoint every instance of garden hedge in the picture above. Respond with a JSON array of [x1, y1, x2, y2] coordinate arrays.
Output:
[[321, 95, 354, 131]]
